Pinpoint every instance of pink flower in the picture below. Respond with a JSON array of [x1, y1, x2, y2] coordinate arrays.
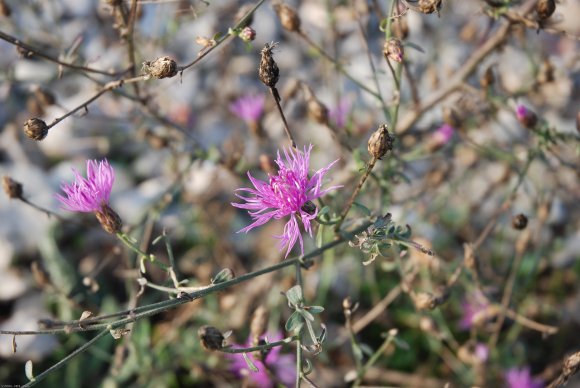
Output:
[[56, 159, 115, 212], [515, 104, 538, 129], [229, 94, 265, 124], [474, 343, 489, 363], [505, 367, 543, 388], [459, 292, 489, 330], [232, 145, 339, 257], [228, 332, 295, 388], [433, 123, 454, 145], [328, 97, 351, 129]]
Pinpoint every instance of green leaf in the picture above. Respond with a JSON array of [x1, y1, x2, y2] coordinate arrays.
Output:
[[307, 306, 325, 314], [242, 353, 259, 373], [285, 311, 303, 332], [285, 285, 304, 307], [352, 202, 371, 217]]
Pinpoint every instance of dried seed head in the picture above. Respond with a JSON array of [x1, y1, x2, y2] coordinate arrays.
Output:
[[250, 306, 269, 342], [198, 325, 225, 351], [239, 26, 256, 42], [384, 38, 404, 63], [2, 176, 23, 199], [274, 3, 301, 33], [23, 118, 49, 141], [34, 88, 56, 107], [536, 0, 555, 21], [307, 97, 329, 126], [142, 56, 177, 79], [512, 213, 528, 230], [480, 67, 495, 88], [413, 292, 436, 310], [0, 0, 11, 17], [259, 43, 279, 88], [368, 124, 394, 160], [95, 205, 123, 234], [408, 0, 442, 15]]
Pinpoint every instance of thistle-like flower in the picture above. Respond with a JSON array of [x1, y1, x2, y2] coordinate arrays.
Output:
[[229, 94, 265, 124], [228, 331, 295, 388], [504, 367, 543, 388], [57, 159, 122, 233], [232, 145, 339, 257]]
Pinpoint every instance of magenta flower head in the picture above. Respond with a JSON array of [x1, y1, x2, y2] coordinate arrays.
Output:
[[329, 97, 351, 129], [433, 123, 454, 145], [459, 292, 489, 330], [228, 331, 295, 388], [230, 94, 265, 124], [57, 159, 122, 234], [232, 144, 339, 257], [505, 367, 543, 388], [515, 104, 538, 129]]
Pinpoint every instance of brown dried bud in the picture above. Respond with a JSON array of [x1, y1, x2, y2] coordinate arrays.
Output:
[[274, 3, 301, 33], [239, 26, 256, 42], [95, 204, 123, 234], [307, 97, 329, 126], [405, 0, 442, 15], [143, 56, 177, 79], [34, 88, 56, 107], [367, 124, 394, 160], [198, 325, 225, 351], [23, 118, 49, 141], [413, 292, 436, 310], [563, 351, 580, 381], [259, 43, 279, 89], [0, 0, 11, 17], [536, 0, 555, 21], [480, 67, 495, 88], [250, 306, 269, 343], [2, 176, 23, 199], [384, 38, 404, 63], [512, 213, 528, 230], [576, 111, 580, 134]]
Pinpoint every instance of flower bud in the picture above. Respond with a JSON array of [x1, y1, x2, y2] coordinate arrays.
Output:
[[250, 306, 269, 343], [407, 0, 442, 15], [413, 292, 436, 310], [274, 2, 301, 33], [239, 26, 256, 42], [259, 43, 279, 89], [367, 124, 394, 160], [23, 118, 49, 141], [307, 97, 329, 126], [536, 0, 555, 21], [384, 38, 404, 63], [198, 325, 225, 351], [512, 213, 528, 230], [2, 176, 23, 199], [301, 200, 316, 215], [95, 204, 123, 234], [142, 56, 177, 79], [515, 105, 538, 129]]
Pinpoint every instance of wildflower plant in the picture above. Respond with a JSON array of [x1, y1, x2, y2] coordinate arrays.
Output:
[[232, 144, 339, 257]]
